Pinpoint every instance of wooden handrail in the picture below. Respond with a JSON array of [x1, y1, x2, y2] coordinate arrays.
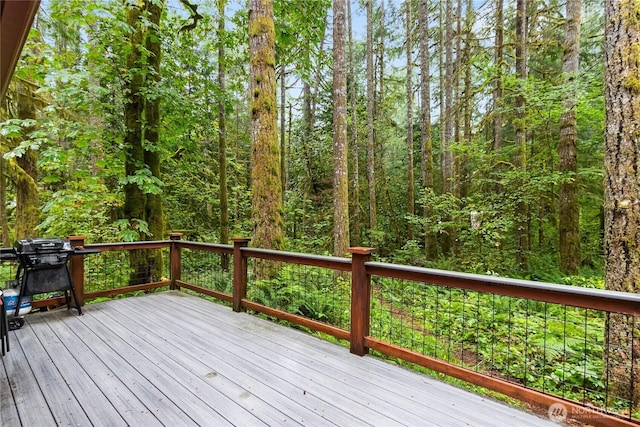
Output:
[[240, 246, 352, 271], [366, 261, 640, 316]]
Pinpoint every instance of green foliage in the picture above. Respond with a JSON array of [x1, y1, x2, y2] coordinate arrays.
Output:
[[249, 264, 350, 329], [119, 168, 163, 195], [369, 276, 611, 408]]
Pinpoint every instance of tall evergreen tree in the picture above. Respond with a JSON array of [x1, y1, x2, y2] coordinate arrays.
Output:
[[333, 0, 349, 257], [603, 0, 640, 408], [144, 0, 165, 280], [249, 0, 284, 255], [419, 0, 435, 259], [558, 0, 581, 274], [123, 1, 148, 284], [13, 81, 39, 240]]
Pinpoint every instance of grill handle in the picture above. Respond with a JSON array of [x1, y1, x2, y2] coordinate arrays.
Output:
[[0, 251, 17, 261]]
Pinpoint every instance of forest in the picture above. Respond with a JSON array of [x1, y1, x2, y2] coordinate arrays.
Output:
[[0, 0, 637, 290], [2, 0, 640, 419]]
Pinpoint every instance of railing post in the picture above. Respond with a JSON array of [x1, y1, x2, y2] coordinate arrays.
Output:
[[69, 235, 86, 307], [349, 247, 376, 356], [169, 232, 183, 290], [232, 237, 250, 312]]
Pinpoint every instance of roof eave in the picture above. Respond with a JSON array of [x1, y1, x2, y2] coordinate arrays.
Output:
[[1, 0, 41, 103]]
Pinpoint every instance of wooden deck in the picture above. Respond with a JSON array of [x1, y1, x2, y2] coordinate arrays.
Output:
[[1, 291, 555, 426]]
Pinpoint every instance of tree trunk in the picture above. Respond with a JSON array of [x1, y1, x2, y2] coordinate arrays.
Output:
[[124, 3, 145, 229], [603, 0, 640, 409], [514, 0, 529, 268], [440, 0, 454, 255], [124, 2, 147, 285], [366, 0, 377, 230], [406, 0, 415, 241], [419, 0, 436, 259], [333, 0, 350, 257], [144, 0, 164, 281], [347, 0, 361, 246], [249, 0, 284, 263], [558, 0, 581, 274], [218, 0, 230, 270], [13, 81, 39, 240]]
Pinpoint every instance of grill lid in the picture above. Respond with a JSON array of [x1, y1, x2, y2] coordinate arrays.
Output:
[[14, 238, 73, 254]]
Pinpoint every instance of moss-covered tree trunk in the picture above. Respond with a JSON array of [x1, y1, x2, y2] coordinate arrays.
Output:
[[14, 81, 39, 240], [603, 0, 640, 409], [249, 0, 284, 278], [440, 0, 454, 255], [333, 0, 349, 258], [124, 2, 148, 285], [144, 0, 164, 281], [558, 0, 581, 274]]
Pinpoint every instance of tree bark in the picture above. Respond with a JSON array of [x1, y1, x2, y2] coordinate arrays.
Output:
[[13, 81, 39, 240], [603, 0, 640, 409], [333, 0, 350, 257], [558, 0, 581, 274], [406, 0, 415, 241], [249, 0, 284, 261]]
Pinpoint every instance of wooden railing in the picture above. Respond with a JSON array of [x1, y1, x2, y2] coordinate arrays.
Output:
[[2, 234, 639, 426]]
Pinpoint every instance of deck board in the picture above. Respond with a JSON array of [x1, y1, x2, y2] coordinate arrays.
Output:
[[1, 291, 555, 426]]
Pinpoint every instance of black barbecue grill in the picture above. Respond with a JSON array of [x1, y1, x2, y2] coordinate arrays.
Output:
[[1, 238, 99, 327]]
